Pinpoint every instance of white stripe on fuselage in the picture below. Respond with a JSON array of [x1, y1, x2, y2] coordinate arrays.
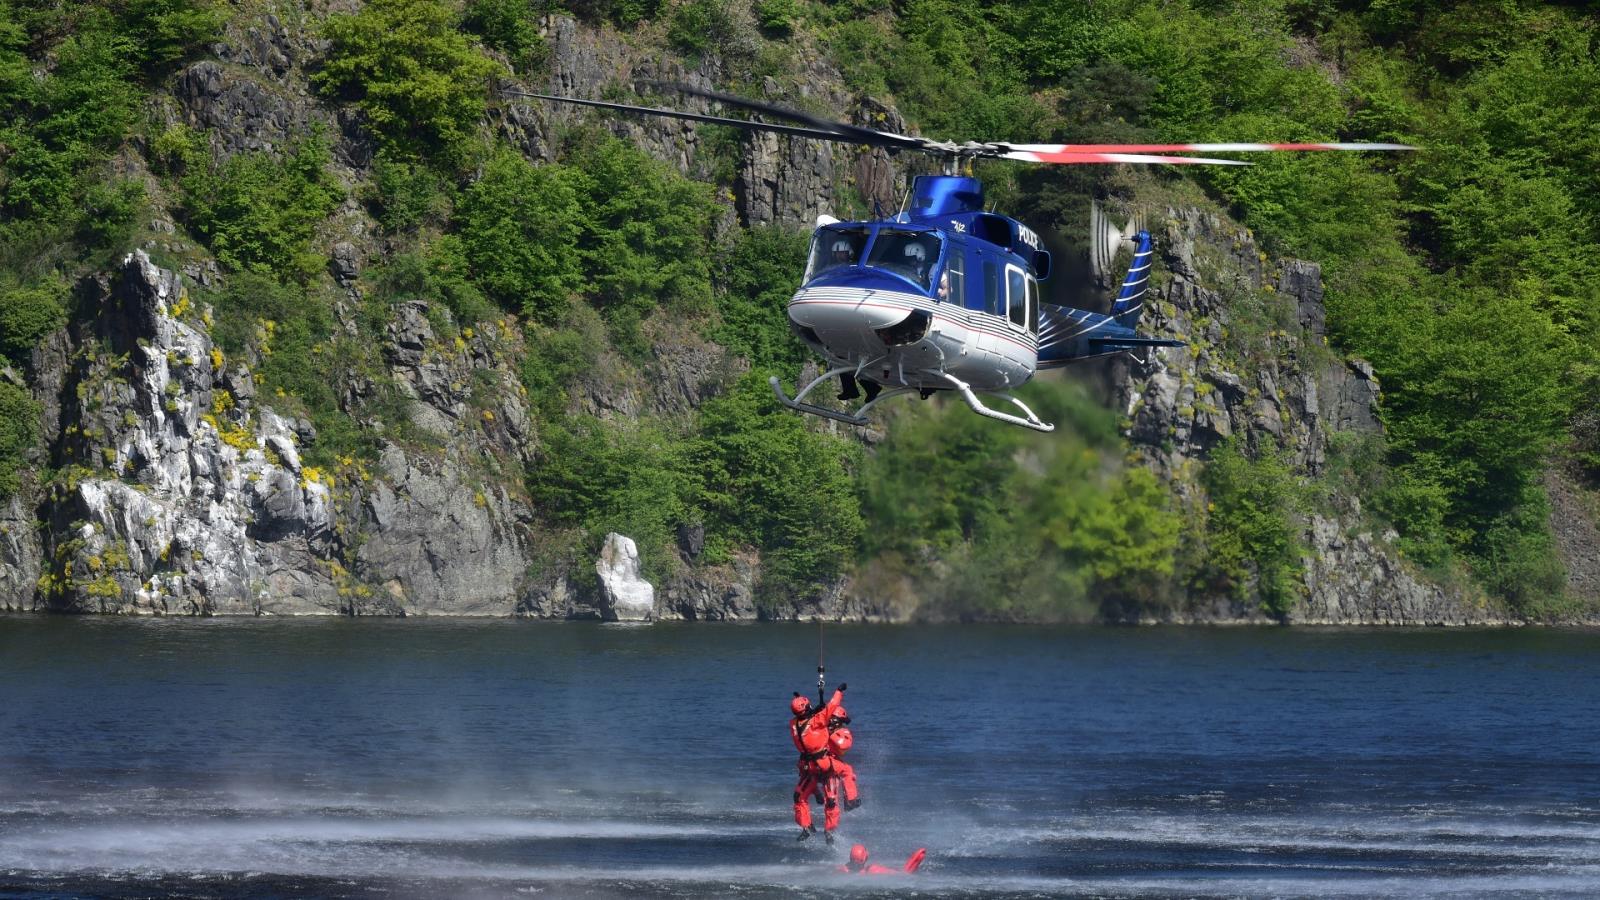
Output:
[[790, 285, 1038, 354]]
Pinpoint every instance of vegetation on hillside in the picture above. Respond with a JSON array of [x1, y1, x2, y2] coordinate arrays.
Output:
[[2, 0, 1594, 615]]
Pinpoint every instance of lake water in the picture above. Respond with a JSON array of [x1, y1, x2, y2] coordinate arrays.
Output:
[[3, 616, 1600, 897]]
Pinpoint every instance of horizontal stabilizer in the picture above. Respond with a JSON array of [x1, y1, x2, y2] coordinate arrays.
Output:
[[1088, 336, 1186, 349]]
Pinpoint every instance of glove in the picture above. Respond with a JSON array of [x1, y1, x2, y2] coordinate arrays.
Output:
[[838, 682, 847, 691]]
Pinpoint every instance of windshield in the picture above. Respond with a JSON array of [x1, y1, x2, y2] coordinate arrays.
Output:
[[807, 227, 870, 279], [865, 230, 941, 290]]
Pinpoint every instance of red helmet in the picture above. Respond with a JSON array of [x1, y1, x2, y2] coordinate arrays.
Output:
[[830, 728, 853, 754], [790, 695, 810, 715], [831, 705, 848, 721], [850, 844, 869, 865]]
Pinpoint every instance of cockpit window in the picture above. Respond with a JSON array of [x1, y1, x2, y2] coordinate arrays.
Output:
[[808, 227, 870, 278], [865, 230, 941, 290]]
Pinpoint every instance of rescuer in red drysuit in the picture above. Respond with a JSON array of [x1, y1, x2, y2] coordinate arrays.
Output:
[[790, 683, 845, 842], [826, 705, 860, 811], [836, 844, 927, 875]]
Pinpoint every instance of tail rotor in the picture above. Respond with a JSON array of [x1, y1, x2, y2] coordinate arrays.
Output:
[[1089, 200, 1145, 285]]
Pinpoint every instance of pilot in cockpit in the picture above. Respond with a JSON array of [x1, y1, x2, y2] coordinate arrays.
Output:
[[831, 238, 855, 266], [903, 242, 929, 285]]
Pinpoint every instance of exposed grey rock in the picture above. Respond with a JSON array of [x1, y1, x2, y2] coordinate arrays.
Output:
[[0, 490, 41, 611], [1279, 259, 1325, 338], [176, 61, 313, 159], [677, 522, 705, 560], [1294, 516, 1505, 624], [1108, 202, 1483, 623], [1546, 468, 1600, 606], [352, 444, 529, 615], [36, 252, 344, 614], [330, 241, 360, 284], [595, 532, 655, 621]]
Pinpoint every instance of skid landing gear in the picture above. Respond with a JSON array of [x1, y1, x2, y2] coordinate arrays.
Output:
[[771, 368, 1055, 433]]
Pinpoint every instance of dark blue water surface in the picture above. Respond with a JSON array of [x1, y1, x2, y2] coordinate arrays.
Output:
[[4, 616, 1600, 898]]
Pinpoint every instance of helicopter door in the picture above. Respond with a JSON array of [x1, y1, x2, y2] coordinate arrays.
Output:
[[1005, 264, 1029, 332]]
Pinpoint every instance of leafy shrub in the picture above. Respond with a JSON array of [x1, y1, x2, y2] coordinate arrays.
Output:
[[455, 148, 584, 320], [563, 135, 717, 353], [181, 135, 343, 279], [1474, 484, 1566, 609], [315, 0, 501, 167], [1200, 439, 1305, 617], [520, 302, 606, 419], [75, 179, 145, 251], [529, 415, 693, 580], [366, 153, 453, 234], [461, 0, 548, 72], [713, 225, 810, 372], [667, 0, 733, 59], [754, 0, 796, 36], [562, 0, 662, 27], [116, 0, 227, 74], [1039, 464, 1180, 603], [0, 278, 68, 365], [694, 371, 863, 599], [369, 237, 498, 327], [0, 380, 39, 499]]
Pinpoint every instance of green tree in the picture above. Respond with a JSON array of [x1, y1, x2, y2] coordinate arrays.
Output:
[[1039, 463, 1180, 601], [695, 372, 863, 599], [0, 380, 39, 499], [455, 148, 584, 320], [1201, 439, 1305, 616], [315, 0, 501, 166], [461, 0, 547, 71], [181, 135, 344, 279], [529, 415, 693, 579], [0, 278, 67, 365], [713, 225, 810, 372], [565, 136, 717, 353]]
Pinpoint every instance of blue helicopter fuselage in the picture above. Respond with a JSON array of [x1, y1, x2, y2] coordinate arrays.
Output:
[[786, 175, 1150, 395]]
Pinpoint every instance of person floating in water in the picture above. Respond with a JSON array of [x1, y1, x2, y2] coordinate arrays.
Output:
[[789, 683, 845, 843], [837, 844, 927, 875], [827, 703, 860, 811]]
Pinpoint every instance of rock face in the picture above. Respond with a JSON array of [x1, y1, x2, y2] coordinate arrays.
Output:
[[1, 11, 1530, 624], [1294, 516, 1506, 624], [0, 491, 41, 610], [1546, 468, 1600, 606], [1110, 205, 1487, 623], [510, 15, 907, 230], [595, 533, 655, 621], [32, 252, 344, 614]]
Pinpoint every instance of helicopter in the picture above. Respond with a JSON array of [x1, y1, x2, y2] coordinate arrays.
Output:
[[504, 83, 1411, 433]]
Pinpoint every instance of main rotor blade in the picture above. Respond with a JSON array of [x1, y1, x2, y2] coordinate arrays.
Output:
[[1004, 142, 1416, 157], [997, 149, 1252, 166], [646, 81, 931, 153], [500, 90, 885, 145]]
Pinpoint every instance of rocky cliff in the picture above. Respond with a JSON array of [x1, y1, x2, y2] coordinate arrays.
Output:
[[1107, 205, 1498, 624], [0, 8, 1506, 623]]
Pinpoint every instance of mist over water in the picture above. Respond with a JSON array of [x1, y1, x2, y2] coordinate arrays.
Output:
[[4, 617, 1600, 898]]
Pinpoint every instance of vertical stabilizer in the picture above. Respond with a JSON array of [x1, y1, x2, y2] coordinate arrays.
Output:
[[1109, 231, 1153, 329]]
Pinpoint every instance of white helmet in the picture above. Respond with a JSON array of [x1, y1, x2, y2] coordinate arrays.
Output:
[[832, 239, 851, 253], [904, 242, 927, 262]]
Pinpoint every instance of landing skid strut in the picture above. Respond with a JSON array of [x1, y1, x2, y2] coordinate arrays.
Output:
[[770, 368, 1055, 433], [769, 369, 913, 427]]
